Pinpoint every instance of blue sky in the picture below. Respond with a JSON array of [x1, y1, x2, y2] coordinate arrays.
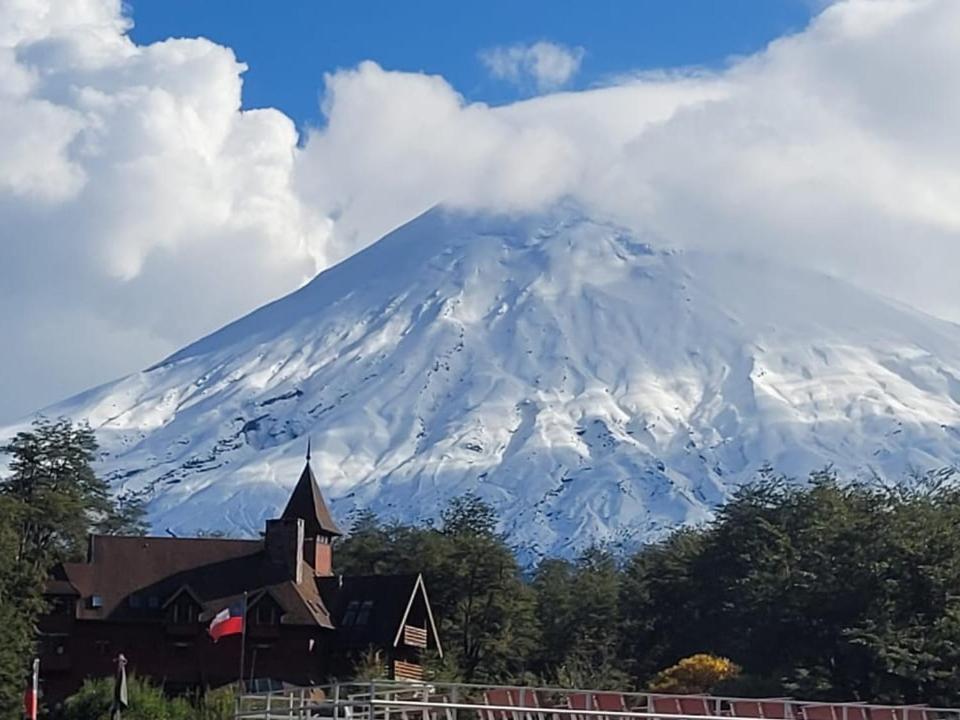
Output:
[[127, 0, 815, 131]]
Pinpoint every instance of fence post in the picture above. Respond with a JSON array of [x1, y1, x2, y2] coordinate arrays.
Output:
[[421, 682, 429, 720]]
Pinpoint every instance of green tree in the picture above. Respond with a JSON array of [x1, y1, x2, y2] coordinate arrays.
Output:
[[531, 558, 575, 677], [0, 417, 148, 717], [0, 496, 43, 720], [1, 417, 120, 568], [565, 547, 627, 688], [333, 509, 395, 575], [96, 492, 149, 537], [437, 494, 538, 682], [619, 528, 707, 680]]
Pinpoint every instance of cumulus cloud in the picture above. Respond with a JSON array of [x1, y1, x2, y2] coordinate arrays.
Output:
[[480, 40, 585, 91], [0, 0, 330, 418], [3, 0, 960, 420]]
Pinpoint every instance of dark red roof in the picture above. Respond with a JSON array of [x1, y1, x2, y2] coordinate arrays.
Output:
[[281, 461, 342, 537], [58, 535, 333, 628]]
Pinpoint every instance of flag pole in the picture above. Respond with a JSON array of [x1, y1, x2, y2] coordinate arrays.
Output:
[[28, 658, 39, 720], [238, 591, 248, 694]]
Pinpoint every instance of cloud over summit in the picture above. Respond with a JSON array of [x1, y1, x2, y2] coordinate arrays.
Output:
[[2, 0, 960, 421]]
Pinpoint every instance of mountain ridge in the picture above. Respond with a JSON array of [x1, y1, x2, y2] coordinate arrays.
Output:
[[7, 203, 960, 558]]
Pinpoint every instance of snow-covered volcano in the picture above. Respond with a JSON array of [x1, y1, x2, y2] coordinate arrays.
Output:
[[10, 204, 960, 557]]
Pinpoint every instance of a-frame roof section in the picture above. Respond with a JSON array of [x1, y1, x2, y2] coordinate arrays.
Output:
[[392, 573, 443, 657], [281, 460, 342, 537]]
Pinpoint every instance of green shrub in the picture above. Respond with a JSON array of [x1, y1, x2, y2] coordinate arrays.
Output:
[[61, 675, 200, 720]]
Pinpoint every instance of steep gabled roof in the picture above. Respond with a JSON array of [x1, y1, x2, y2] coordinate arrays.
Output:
[[315, 573, 441, 655], [281, 461, 342, 537]]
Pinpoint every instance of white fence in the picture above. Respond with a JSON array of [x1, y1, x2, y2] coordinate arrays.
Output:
[[234, 680, 960, 720]]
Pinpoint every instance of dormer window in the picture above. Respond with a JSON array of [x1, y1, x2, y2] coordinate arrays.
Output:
[[251, 596, 280, 625], [90, 595, 103, 609], [171, 597, 198, 624], [164, 588, 201, 624]]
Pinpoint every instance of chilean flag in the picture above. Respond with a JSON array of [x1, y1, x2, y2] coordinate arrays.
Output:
[[208, 602, 244, 642]]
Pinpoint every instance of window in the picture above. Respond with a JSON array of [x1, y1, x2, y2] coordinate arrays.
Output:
[[128, 594, 142, 609], [341, 599, 374, 626], [147, 596, 160, 609], [171, 597, 198, 624], [89, 595, 103, 609], [356, 600, 374, 626], [253, 601, 278, 625], [48, 596, 74, 616], [341, 600, 359, 626]]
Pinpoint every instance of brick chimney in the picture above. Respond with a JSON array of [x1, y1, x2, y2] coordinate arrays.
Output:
[[304, 535, 334, 576], [264, 517, 304, 584]]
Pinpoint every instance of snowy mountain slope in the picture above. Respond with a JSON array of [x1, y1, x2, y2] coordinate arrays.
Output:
[[8, 203, 960, 557]]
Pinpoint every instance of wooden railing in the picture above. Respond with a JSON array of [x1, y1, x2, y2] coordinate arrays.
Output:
[[235, 680, 960, 720]]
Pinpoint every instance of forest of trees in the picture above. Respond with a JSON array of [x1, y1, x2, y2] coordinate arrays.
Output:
[[334, 468, 960, 706], [6, 417, 960, 716]]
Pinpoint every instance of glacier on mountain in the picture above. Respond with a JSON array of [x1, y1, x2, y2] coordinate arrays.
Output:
[[7, 203, 960, 558]]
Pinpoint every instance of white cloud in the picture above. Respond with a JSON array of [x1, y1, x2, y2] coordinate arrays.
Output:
[[3, 0, 960, 420], [480, 41, 585, 92], [301, 0, 960, 322], [0, 0, 331, 419]]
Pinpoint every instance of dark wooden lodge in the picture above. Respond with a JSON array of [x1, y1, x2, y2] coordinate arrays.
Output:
[[37, 458, 441, 706]]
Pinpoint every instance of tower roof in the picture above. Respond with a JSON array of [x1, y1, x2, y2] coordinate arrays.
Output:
[[281, 460, 342, 537]]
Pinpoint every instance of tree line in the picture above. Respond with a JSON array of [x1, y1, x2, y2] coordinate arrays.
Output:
[[335, 468, 960, 705]]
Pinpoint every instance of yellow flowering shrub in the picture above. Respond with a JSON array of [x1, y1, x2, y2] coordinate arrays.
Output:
[[648, 653, 741, 694]]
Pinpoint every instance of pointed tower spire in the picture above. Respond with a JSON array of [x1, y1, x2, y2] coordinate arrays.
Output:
[[281, 449, 342, 537]]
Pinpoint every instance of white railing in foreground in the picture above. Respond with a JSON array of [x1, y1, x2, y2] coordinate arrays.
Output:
[[234, 680, 960, 720]]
